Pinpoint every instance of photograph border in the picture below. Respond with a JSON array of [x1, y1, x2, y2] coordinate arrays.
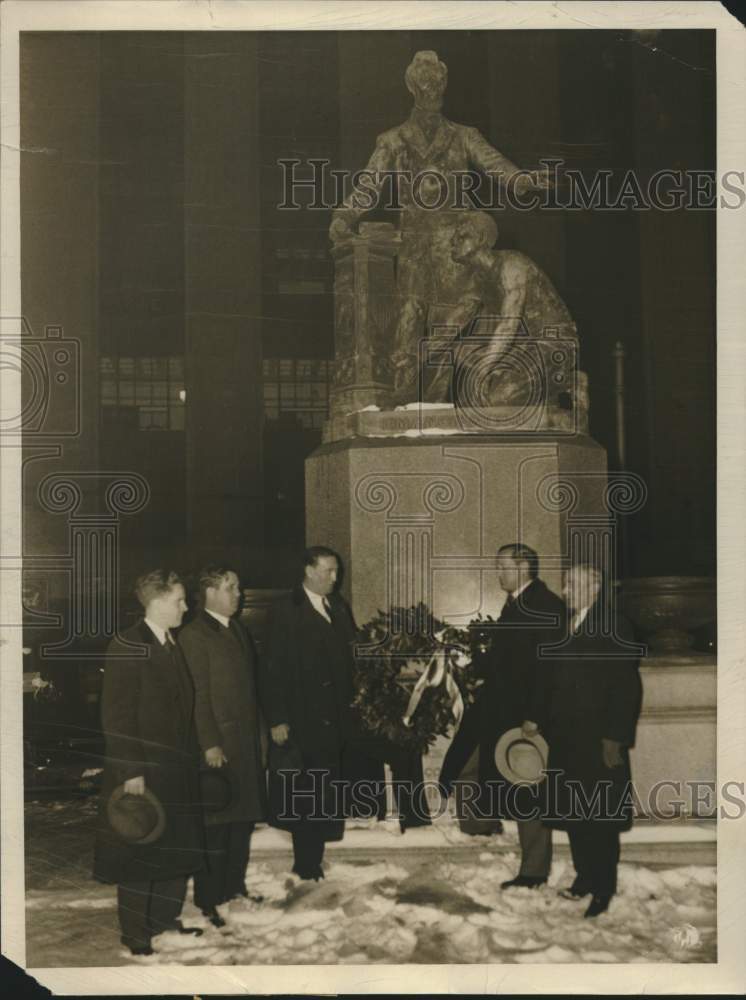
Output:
[[1, 1, 744, 994]]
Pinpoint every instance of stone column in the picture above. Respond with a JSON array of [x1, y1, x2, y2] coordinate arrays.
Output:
[[19, 33, 101, 579], [184, 34, 264, 566]]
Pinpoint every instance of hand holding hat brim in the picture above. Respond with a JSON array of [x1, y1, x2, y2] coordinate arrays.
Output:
[[107, 784, 167, 845], [494, 727, 549, 786]]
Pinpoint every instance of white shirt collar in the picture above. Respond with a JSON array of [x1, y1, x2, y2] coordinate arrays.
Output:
[[572, 606, 590, 631], [144, 618, 170, 646], [504, 579, 532, 606], [205, 608, 231, 629], [303, 584, 331, 623]]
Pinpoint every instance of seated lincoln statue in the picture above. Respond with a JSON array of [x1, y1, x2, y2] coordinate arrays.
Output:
[[423, 212, 579, 411]]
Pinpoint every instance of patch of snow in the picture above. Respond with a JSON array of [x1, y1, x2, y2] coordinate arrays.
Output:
[[26, 833, 716, 967], [395, 403, 455, 411]]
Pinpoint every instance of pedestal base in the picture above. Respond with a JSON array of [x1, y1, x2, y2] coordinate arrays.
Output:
[[306, 430, 609, 626]]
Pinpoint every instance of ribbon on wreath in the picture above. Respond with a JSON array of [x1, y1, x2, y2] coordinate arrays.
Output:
[[401, 649, 464, 728]]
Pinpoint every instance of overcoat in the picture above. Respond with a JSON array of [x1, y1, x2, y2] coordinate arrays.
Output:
[[533, 604, 643, 831], [93, 621, 204, 884], [178, 610, 268, 826], [478, 578, 566, 819], [260, 587, 356, 840], [439, 578, 565, 818]]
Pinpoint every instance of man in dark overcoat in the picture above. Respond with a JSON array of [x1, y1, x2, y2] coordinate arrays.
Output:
[[528, 561, 643, 918], [179, 565, 267, 926], [93, 570, 204, 956], [439, 543, 565, 883], [261, 546, 356, 880], [483, 544, 566, 887]]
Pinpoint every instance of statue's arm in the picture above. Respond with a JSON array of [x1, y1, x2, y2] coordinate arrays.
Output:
[[465, 127, 522, 186], [466, 127, 550, 193], [330, 137, 394, 239]]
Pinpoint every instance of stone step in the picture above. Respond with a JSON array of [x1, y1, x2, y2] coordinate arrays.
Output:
[[250, 818, 716, 868]]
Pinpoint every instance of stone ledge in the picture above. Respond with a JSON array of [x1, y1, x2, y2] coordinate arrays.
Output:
[[323, 402, 587, 444]]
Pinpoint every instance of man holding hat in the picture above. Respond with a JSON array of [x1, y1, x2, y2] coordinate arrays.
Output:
[[93, 569, 204, 956], [179, 565, 267, 927], [479, 543, 565, 889]]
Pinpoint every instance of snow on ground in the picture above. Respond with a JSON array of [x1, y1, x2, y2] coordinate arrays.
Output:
[[123, 854, 715, 966], [23, 800, 716, 967]]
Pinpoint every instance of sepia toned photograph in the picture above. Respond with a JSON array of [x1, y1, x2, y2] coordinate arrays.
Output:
[[1, 1, 744, 995]]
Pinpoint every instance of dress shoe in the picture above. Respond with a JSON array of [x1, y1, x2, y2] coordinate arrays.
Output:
[[202, 907, 226, 928], [584, 894, 612, 918], [232, 888, 265, 904], [123, 939, 153, 956], [292, 865, 324, 882], [159, 920, 203, 937], [501, 875, 547, 890], [399, 815, 432, 833], [559, 877, 592, 900], [464, 820, 504, 837]]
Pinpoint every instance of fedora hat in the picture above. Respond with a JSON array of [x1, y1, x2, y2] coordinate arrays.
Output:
[[199, 765, 234, 813], [107, 784, 166, 845], [494, 728, 549, 786], [268, 738, 303, 774]]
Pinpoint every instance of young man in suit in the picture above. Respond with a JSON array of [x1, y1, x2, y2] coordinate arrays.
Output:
[[262, 546, 357, 880], [93, 570, 204, 956], [179, 566, 267, 926], [527, 561, 643, 918]]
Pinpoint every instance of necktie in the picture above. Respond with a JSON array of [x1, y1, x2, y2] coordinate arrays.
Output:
[[322, 597, 333, 623]]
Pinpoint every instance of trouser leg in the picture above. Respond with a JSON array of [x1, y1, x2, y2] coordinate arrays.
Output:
[[392, 751, 430, 828], [567, 823, 593, 887], [291, 824, 325, 876], [438, 707, 480, 797], [117, 881, 152, 950], [193, 823, 230, 912], [148, 876, 187, 936], [589, 822, 620, 897], [224, 821, 254, 898], [517, 818, 552, 878]]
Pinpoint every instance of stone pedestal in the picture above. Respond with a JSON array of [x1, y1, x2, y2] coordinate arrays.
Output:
[[306, 427, 610, 626]]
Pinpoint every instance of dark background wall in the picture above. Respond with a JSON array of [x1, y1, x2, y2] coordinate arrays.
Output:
[[20, 29, 716, 606]]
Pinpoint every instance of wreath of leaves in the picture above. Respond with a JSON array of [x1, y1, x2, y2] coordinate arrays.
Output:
[[351, 603, 494, 755]]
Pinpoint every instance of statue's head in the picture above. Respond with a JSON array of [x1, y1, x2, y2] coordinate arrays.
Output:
[[405, 51, 447, 111], [451, 212, 499, 264]]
